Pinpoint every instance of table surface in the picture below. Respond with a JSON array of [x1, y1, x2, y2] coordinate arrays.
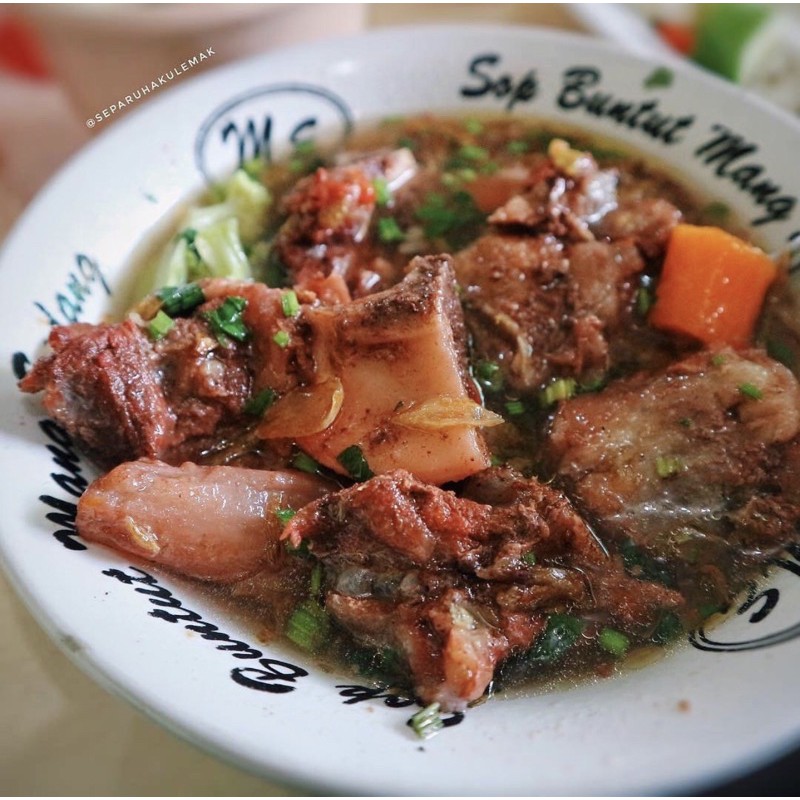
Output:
[[1, 3, 798, 795]]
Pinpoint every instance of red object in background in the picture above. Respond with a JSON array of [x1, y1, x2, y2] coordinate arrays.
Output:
[[0, 15, 50, 79], [655, 20, 696, 56]]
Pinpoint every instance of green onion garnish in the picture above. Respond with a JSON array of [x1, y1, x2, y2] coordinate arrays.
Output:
[[655, 455, 683, 478], [147, 309, 174, 340], [521, 551, 537, 566], [539, 377, 577, 407], [598, 627, 630, 658], [157, 282, 205, 316], [651, 612, 684, 645], [636, 286, 653, 316], [458, 144, 489, 162], [204, 296, 249, 344], [273, 330, 290, 348], [505, 399, 525, 417], [415, 191, 484, 248], [474, 359, 504, 393], [738, 382, 763, 400], [409, 702, 444, 740], [281, 289, 301, 318], [506, 140, 529, 155], [309, 562, 324, 596], [292, 451, 321, 474], [373, 177, 391, 207], [767, 338, 796, 368], [337, 444, 374, 481], [285, 599, 329, 652], [377, 217, 405, 243], [464, 118, 483, 135], [244, 388, 277, 416], [711, 353, 727, 367], [275, 507, 297, 526], [528, 614, 585, 664]]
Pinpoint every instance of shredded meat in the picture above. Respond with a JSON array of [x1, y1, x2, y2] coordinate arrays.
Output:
[[455, 234, 645, 392], [286, 468, 682, 710]]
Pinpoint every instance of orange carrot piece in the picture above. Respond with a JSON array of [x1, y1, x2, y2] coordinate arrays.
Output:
[[649, 224, 777, 348]]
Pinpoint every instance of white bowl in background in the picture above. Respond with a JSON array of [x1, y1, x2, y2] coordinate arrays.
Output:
[[1, 25, 800, 795]]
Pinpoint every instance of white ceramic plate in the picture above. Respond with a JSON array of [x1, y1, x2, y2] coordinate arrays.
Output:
[[2, 26, 800, 795]]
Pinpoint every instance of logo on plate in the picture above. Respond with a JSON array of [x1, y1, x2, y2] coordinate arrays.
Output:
[[194, 83, 354, 182]]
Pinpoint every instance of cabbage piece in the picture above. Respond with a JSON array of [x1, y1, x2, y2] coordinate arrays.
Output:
[[138, 169, 271, 298]]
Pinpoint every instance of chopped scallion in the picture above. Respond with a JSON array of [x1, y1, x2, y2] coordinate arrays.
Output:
[[373, 177, 391, 206], [767, 338, 796, 368], [157, 282, 205, 316], [244, 387, 277, 416], [521, 551, 537, 566], [292, 451, 321, 474], [275, 507, 297, 526], [506, 140, 529, 155], [204, 296, 249, 343], [464, 118, 483, 135], [147, 309, 174, 340], [636, 286, 653, 316], [281, 289, 301, 318], [458, 144, 489, 162], [337, 444, 374, 482], [598, 627, 630, 658], [655, 455, 683, 478], [738, 382, 763, 400], [474, 360, 504, 393], [505, 399, 526, 417], [309, 562, 324, 596], [539, 377, 577, 407], [409, 702, 444, 740], [273, 330, 290, 348], [377, 217, 405, 243], [285, 599, 329, 652]]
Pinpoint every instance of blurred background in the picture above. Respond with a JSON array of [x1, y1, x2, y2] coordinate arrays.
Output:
[[1, 2, 799, 795]]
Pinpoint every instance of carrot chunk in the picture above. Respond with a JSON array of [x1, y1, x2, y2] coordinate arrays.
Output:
[[649, 224, 777, 348]]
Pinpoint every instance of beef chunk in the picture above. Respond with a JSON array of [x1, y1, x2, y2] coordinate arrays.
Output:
[[547, 348, 800, 562], [20, 280, 293, 468], [275, 148, 417, 298], [286, 468, 682, 710], [455, 234, 645, 392]]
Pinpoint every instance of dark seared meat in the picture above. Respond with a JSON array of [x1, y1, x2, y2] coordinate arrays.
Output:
[[275, 149, 417, 298], [20, 280, 296, 468], [547, 348, 800, 567], [455, 234, 645, 392], [19, 320, 177, 468], [285, 468, 682, 710]]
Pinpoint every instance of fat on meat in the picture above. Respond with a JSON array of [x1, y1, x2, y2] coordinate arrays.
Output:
[[294, 254, 491, 484], [548, 348, 800, 556]]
